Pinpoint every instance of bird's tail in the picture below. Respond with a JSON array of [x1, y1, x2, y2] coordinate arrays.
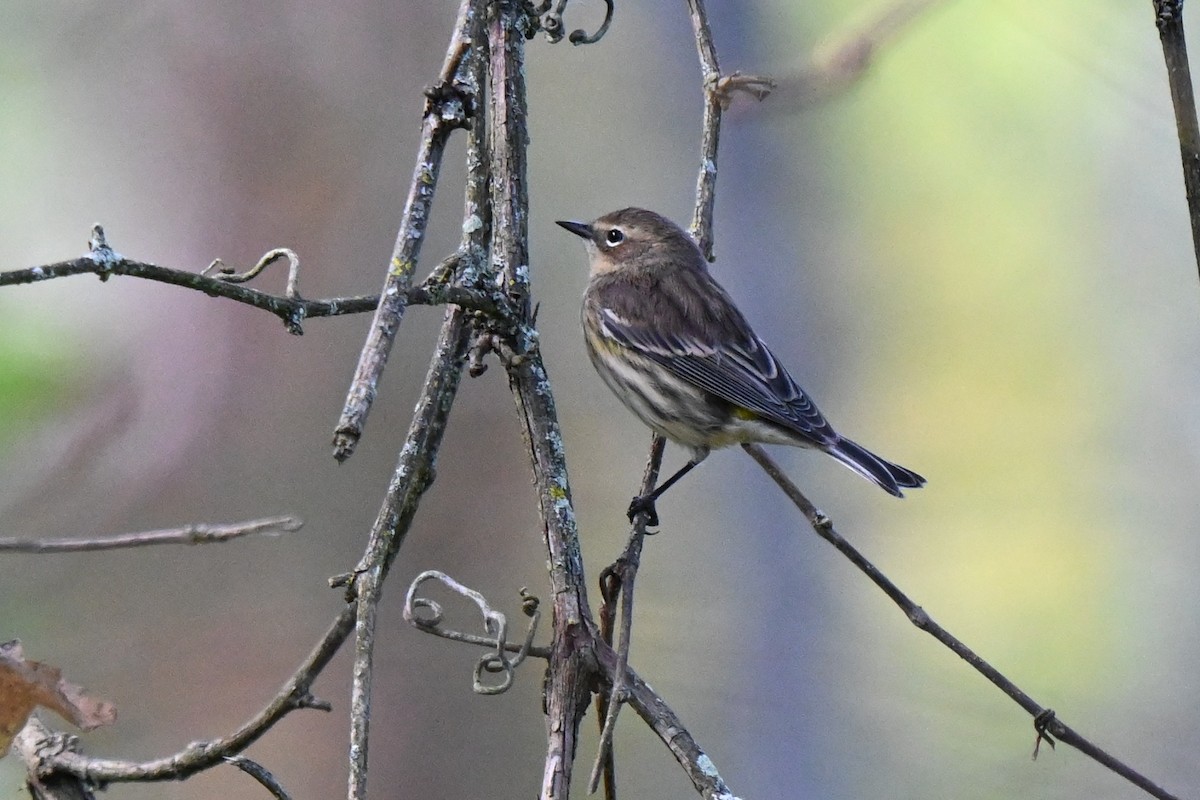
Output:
[[826, 437, 926, 498]]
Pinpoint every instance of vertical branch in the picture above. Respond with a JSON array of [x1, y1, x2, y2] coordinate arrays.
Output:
[[332, 0, 477, 462], [686, 0, 724, 261], [589, 435, 665, 796], [1153, 0, 1200, 281], [345, 9, 490, 799], [488, 1, 533, 315], [346, 310, 474, 800], [486, 3, 595, 799], [591, 1, 736, 792]]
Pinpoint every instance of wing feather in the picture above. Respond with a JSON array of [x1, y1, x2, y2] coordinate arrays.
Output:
[[588, 271, 838, 447]]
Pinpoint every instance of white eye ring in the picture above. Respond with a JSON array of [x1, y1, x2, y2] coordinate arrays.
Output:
[[604, 228, 625, 246]]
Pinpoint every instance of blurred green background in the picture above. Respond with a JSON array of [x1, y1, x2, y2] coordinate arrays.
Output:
[[3, 1, 1199, 798]]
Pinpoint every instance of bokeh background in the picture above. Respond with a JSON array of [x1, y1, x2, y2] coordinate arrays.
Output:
[[2, 1, 1198, 798]]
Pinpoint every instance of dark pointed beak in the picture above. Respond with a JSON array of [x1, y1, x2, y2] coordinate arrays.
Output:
[[555, 219, 593, 240]]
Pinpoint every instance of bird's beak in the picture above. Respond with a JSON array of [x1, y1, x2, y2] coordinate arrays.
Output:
[[555, 219, 593, 240]]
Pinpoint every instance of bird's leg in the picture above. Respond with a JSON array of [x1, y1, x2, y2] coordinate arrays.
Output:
[[627, 459, 701, 526]]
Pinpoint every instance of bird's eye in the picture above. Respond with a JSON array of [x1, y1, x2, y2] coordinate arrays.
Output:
[[605, 228, 625, 246]]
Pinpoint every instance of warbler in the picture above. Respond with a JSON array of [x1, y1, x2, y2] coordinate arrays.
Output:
[[557, 207, 925, 525]]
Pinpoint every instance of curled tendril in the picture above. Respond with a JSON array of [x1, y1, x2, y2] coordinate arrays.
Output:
[[403, 570, 541, 695], [406, 595, 446, 627], [201, 248, 305, 333], [568, 0, 613, 45], [535, 0, 613, 46]]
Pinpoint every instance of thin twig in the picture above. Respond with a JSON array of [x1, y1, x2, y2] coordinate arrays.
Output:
[[332, 0, 480, 462], [589, 435, 664, 795], [1152, 0, 1200, 282], [345, 309, 474, 800], [741, 442, 1183, 800], [592, 640, 738, 800], [686, 0, 724, 262], [224, 756, 294, 800], [1, 248, 372, 333], [344, 8, 489, 793], [0, 247, 503, 332], [0, 515, 302, 554], [17, 604, 354, 783]]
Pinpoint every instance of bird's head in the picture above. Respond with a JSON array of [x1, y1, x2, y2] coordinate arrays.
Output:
[[556, 207, 702, 276]]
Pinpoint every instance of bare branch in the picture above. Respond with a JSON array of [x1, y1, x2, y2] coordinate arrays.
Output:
[[345, 308, 474, 800], [686, 0, 724, 262], [482, 4, 596, 798], [1, 245, 372, 334], [589, 435, 664, 795], [0, 515, 302, 554], [681, 1, 773, 264], [224, 756, 294, 800], [593, 641, 738, 800], [742, 443, 1184, 800], [344, 6, 489, 794], [332, 0, 481, 462], [1152, 0, 1200, 284], [0, 240, 504, 333], [18, 604, 354, 783]]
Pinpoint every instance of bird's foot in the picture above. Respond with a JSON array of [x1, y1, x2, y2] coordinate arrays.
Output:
[[626, 495, 660, 528]]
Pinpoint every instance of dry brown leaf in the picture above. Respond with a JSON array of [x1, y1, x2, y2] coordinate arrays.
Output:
[[0, 640, 116, 756]]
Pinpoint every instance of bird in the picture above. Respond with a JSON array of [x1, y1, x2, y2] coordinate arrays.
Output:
[[556, 207, 924, 526]]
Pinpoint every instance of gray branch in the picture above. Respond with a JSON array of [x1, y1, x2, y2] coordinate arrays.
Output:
[[0, 515, 301, 554]]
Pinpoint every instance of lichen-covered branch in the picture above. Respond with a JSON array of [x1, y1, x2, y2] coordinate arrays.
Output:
[[483, 4, 596, 799], [332, 0, 480, 462], [344, 7, 491, 794]]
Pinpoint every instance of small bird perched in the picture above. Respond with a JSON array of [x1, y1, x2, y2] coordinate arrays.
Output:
[[557, 207, 924, 526]]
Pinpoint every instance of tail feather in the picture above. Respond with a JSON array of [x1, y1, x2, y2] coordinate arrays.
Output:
[[826, 437, 926, 497]]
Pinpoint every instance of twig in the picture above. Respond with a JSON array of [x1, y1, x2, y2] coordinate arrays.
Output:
[[584, 4, 748, 795], [345, 309, 474, 800], [589, 435, 664, 795], [224, 756, 294, 800], [741, 443, 1183, 800], [17, 604, 354, 783], [332, 0, 479, 463], [683, 0, 774, 262], [686, 0, 724, 263], [1152, 0, 1200, 282], [0, 240, 503, 332], [0, 515, 302, 554], [344, 8, 489, 794], [593, 641, 738, 800], [1, 242, 371, 334]]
